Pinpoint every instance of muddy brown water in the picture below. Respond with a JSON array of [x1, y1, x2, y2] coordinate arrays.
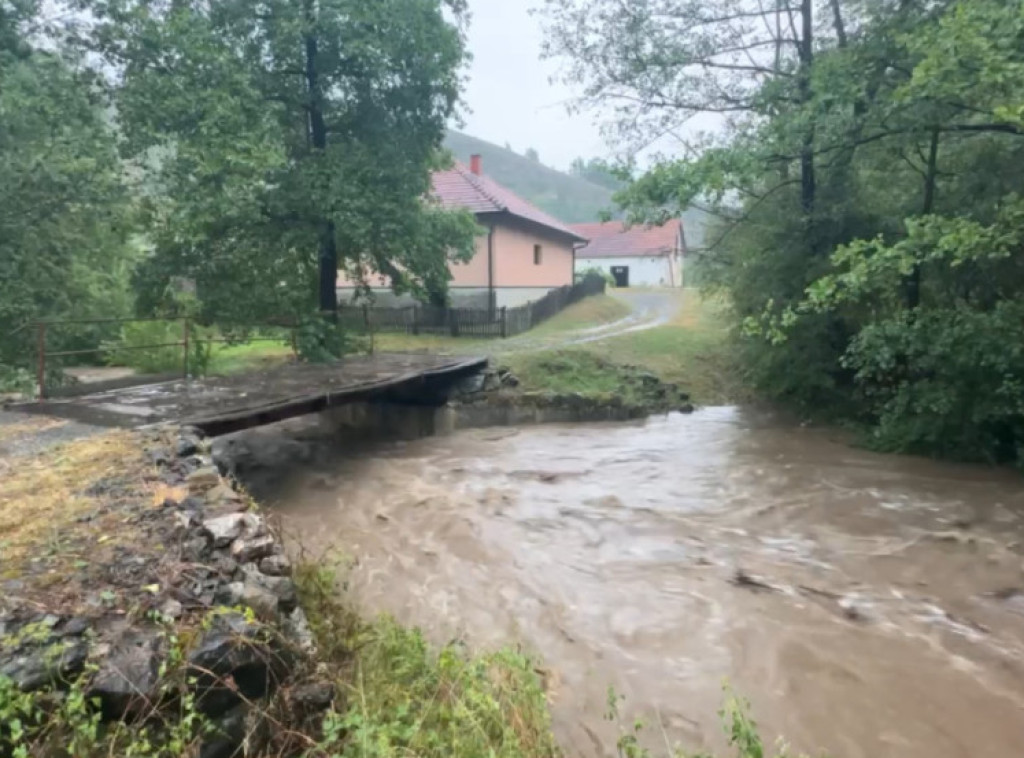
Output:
[[258, 407, 1024, 757]]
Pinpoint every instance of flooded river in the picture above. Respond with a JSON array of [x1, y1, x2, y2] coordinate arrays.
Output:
[[259, 407, 1024, 757]]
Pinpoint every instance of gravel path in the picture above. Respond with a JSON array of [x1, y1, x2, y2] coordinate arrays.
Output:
[[0, 409, 104, 460]]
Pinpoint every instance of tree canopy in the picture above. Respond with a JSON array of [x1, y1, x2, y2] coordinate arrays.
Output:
[[542, 0, 1024, 467], [88, 0, 479, 324], [0, 0, 136, 375]]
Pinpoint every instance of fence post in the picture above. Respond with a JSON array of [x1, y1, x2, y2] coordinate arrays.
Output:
[[36, 322, 46, 401], [500, 307, 507, 339], [182, 317, 190, 379], [449, 308, 459, 337], [412, 307, 419, 336]]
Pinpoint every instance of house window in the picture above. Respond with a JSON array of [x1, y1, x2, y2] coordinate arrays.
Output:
[[533, 244, 543, 265]]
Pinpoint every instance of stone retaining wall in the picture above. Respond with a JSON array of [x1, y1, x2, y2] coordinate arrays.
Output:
[[0, 425, 326, 757]]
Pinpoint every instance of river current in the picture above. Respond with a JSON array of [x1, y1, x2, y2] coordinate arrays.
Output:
[[258, 407, 1024, 757]]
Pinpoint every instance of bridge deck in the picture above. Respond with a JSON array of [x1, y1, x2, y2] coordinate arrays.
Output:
[[13, 353, 486, 436]]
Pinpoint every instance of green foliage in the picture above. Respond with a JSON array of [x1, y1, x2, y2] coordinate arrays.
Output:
[[315, 619, 560, 758], [604, 685, 808, 758], [575, 266, 617, 287], [0, 1, 137, 372], [293, 558, 561, 758], [543, 0, 1024, 466], [87, 0, 477, 324], [294, 317, 364, 364], [103, 290, 214, 375], [102, 319, 213, 376], [798, 203, 1024, 464]]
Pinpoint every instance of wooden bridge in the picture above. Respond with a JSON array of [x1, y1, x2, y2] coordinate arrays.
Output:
[[13, 354, 486, 436]]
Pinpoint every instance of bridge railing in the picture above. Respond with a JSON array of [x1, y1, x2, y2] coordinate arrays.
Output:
[[32, 316, 299, 401]]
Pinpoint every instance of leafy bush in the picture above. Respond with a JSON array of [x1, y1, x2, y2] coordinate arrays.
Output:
[[0, 365, 34, 395], [576, 266, 617, 287], [796, 202, 1024, 467], [103, 319, 213, 377], [294, 316, 369, 362]]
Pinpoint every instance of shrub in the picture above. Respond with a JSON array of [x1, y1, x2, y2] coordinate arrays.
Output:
[[576, 266, 616, 287], [103, 320, 214, 377]]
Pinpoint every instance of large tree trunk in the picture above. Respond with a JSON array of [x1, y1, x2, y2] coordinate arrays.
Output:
[[798, 0, 816, 230], [304, 0, 337, 319], [906, 128, 940, 309]]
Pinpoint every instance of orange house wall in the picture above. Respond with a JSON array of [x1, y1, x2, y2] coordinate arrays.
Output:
[[492, 223, 574, 287], [448, 232, 490, 287], [340, 218, 575, 291]]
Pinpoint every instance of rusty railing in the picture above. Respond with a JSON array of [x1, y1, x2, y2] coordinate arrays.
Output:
[[34, 316, 299, 401]]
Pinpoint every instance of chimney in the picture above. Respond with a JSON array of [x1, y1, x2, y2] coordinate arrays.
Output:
[[469, 154, 482, 175]]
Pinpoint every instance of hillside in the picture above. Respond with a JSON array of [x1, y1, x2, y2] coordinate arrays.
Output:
[[443, 131, 709, 250], [444, 131, 617, 224]]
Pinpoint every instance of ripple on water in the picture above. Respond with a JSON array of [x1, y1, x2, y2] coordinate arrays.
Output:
[[264, 407, 1024, 758]]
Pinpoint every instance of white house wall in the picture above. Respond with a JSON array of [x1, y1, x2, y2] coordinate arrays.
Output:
[[575, 255, 678, 287]]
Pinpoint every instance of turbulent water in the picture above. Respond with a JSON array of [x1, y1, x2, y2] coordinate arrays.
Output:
[[261, 408, 1024, 757]]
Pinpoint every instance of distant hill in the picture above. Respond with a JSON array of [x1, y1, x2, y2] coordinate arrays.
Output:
[[443, 131, 710, 249], [443, 131, 616, 224]]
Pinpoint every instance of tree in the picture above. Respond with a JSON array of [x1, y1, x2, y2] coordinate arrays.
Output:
[[542, 0, 1024, 466], [569, 156, 622, 191], [0, 0, 136, 377], [524, 147, 540, 162], [86, 0, 479, 328]]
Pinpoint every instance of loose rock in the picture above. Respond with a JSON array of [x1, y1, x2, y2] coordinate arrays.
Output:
[[231, 535, 276, 563], [89, 630, 163, 716], [187, 466, 222, 494], [203, 513, 264, 548], [258, 554, 292, 577]]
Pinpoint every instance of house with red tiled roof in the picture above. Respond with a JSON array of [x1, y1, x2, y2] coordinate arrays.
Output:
[[571, 219, 685, 288], [337, 155, 588, 309]]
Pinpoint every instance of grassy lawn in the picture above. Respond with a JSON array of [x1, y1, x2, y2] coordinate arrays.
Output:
[[371, 293, 630, 354], [594, 291, 748, 405], [526, 293, 630, 337], [206, 340, 295, 375], [506, 290, 748, 406]]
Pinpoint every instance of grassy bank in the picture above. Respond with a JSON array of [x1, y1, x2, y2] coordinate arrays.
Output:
[[507, 291, 747, 406]]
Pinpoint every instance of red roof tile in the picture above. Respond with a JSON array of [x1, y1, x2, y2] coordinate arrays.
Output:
[[431, 163, 586, 242], [571, 219, 683, 258]]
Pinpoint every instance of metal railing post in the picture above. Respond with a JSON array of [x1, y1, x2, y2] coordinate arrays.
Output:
[[182, 317, 190, 379], [36, 322, 46, 400]]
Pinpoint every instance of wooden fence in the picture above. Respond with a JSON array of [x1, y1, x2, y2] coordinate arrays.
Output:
[[339, 275, 607, 340]]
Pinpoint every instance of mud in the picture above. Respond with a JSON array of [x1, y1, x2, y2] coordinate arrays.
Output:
[[256, 407, 1024, 758]]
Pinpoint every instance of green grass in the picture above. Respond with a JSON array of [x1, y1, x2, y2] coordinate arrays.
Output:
[[593, 292, 748, 405], [294, 560, 562, 758], [371, 293, 630, 354], [206, 340, 294, 375], [509, 291, 747, 406], [527, 294, 631, 338]]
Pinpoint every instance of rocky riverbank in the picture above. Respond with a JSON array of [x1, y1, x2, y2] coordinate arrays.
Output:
[[447, 360, 695, 427], [0, 425, 332, 757], [0, 420, 564, 758]]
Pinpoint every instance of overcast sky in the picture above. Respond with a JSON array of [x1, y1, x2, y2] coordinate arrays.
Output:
[[458, 0, 606, 171]]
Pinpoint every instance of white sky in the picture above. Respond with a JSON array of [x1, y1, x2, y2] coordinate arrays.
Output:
[[458, 0, 607, 171]]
